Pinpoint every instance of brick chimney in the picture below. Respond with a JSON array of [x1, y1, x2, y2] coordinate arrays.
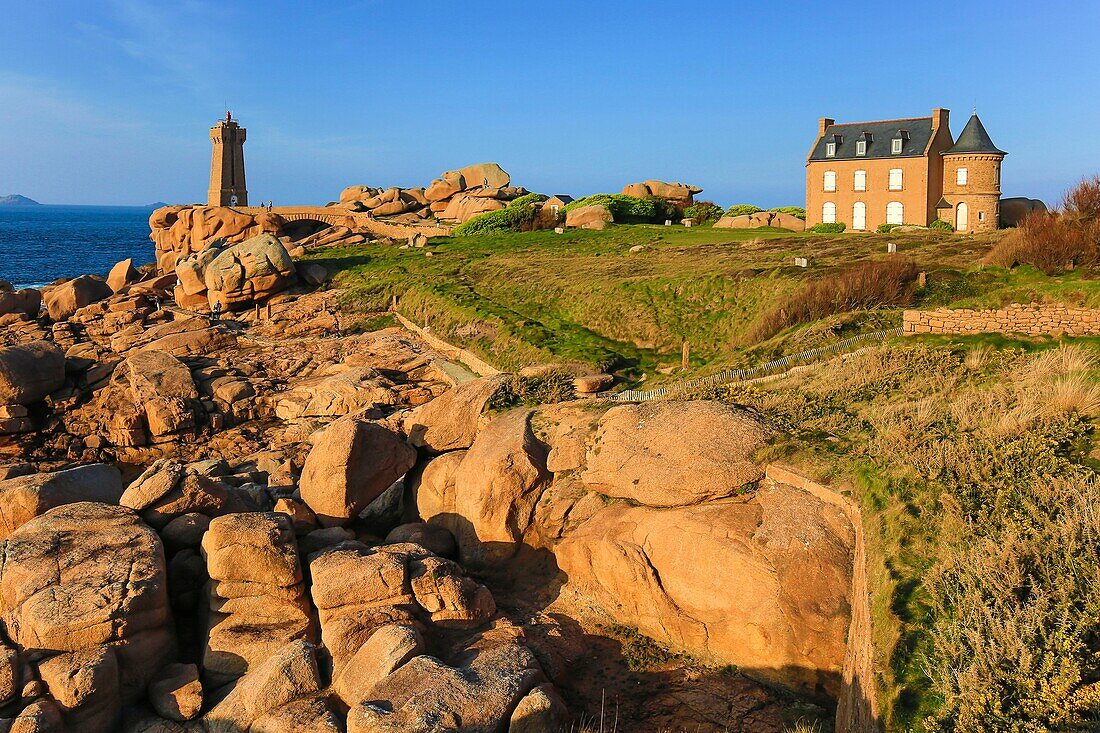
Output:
[[932, 107, 950, 131], [818, 117, 835, 136]]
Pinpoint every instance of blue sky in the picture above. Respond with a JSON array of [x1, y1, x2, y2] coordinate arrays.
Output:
[[1, 0, 1097, 207]]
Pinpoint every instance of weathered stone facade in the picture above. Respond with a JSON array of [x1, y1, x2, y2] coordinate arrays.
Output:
[[903, 304, 1100, 336], [807, 109, 1005, 232]]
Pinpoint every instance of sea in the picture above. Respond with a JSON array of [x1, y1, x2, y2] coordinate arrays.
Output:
[[0, 205, 157, 289]]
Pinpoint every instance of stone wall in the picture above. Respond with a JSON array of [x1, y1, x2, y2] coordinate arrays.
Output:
[[903, 304, 1100, 337]]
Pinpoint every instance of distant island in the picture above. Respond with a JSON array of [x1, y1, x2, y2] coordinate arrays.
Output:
[[145, 201, 169, 209], [0, 194, 41, 206]]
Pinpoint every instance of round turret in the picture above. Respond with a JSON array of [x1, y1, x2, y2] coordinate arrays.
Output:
[[941, 113, 1005, 232]]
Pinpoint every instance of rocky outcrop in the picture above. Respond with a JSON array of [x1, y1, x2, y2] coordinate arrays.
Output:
[[580, 401, 769, 506], [299, 414, 417, 527], [201, 512, 316, 685], [621, 180, 702, 207], [173, 233, 296, 311], [347, 625, 546, 733], [715, 211, 806, 231], [43, 276, 114, 321], [0, 464, 123, 539], [0, 502, 173, 727], [556, 484, 854, 695], [340, 163, 528, 224], [202, 639, 338, 733], [403, 375, 503, 453], [446, 409, 550, 566], [150, 205, 285, 273], [0, 340, 65, 405], [0, 284, 41, 319]]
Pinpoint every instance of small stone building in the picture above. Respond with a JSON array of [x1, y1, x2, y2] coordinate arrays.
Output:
[[545, 195, 574, 216], [805, 108, 1005, 232]]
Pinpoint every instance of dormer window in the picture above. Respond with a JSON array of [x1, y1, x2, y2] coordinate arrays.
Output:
[[892, 130, 910, 154], [826, 142, 836, 157], [855, 131, 872, 157]]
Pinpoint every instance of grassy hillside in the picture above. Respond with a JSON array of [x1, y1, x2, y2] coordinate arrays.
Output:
[[310, 224, 1099, 381], [688, 339, 1100, 732], [313, 213, 1100, 731]]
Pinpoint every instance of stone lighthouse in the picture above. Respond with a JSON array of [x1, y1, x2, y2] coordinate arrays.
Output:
[[208, 112, 248, 207], [939, 112, 1005, 232]]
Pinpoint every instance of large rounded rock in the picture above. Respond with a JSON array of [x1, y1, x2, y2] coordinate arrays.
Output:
[[580, 400, 770, 507], [203, 233, 296, 310], [0, 288, 42, 318], [346, 626, 544, 733], [202, 639, 337, 733], [457, 162, 510, 190], [556, 483, 855, 696], [44, 275, 113, 320], [1000, 196, 1048, 227], [107, 258, 140, 293], [0, 340, 65, 405], [0, 464, 124, 540], [0, 503, 173, 703], [403, 376, 504, 453], [448, 410, 550, 566], [565, 204, 613, 230], [299, 414, 417, 527]]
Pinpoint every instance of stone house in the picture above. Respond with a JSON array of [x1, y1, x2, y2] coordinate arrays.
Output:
[[805, 108, 1005, 232], [545, 195, 574, 216]]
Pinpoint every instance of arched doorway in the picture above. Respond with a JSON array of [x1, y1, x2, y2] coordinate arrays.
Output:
[[887, 201, 904, 225], [956, 202, 969, 232], [853, 202, 866, 231]]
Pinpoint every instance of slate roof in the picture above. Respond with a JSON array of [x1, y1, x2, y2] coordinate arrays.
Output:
[[549, 194, 574, 204], [809, 117, 934, 161], [945, 113, 1006, 155]]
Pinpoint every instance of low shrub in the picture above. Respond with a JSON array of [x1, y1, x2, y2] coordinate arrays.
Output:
[[986, 211, 1098, 273], [929, 219, 954, 232], [487, 369, 576, 409], [1063, 174, 1100, 220], [986, 176, 1100, 273], [683, 201, 724, 224], [769, 206, 806, 220], [563, 194, 676, 223], [725, 204, 763, 217], [506, 192, 548, 209], [809, 222, 846, 233], [877, 223, 902, 233], [745, 256, 919, 342], [453, 201, 540, 236]]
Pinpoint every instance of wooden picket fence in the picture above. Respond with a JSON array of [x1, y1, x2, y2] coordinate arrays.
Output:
[[609, 327, 903, 402]]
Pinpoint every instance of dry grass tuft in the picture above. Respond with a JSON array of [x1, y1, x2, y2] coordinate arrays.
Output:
[[1045, 374, 1100, 417], [745, 257, 919, 344]]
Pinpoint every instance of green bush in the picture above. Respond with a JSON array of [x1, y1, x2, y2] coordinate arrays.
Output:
[[683, 201, 724, 224], [809, 222, 846, 233], [453, 201, 539, 236], [769, 206, 807, 220], [929, 219, 954, 232], [487, 369, 576, 409], [507, 192, 547, 209], [725, 204, 763, 217], [877, 223, 902, 233], [563, 194, 675, 223]]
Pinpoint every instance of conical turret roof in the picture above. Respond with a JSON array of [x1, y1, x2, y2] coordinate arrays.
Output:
[[945, 113, 1006, 155]]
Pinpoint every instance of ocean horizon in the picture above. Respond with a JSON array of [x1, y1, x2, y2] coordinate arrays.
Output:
[[0, 204, 158, 289]]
